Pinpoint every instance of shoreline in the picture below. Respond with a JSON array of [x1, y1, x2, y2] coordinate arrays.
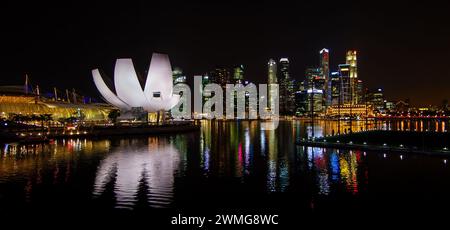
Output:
[[0, 123, 201, 143]]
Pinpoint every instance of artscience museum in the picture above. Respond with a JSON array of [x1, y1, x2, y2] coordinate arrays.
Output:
[[92, 53, 181, 120]]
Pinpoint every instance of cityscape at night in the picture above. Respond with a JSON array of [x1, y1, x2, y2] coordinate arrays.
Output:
[[1, 1, 450, 229]]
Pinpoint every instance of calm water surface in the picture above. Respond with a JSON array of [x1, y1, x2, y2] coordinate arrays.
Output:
[[1, 120, 450, 220]]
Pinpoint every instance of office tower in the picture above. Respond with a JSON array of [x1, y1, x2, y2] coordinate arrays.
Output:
[[306, 88, 324, 115], [356, 79, 364, 104], [279, 58, 295, 115], [267, 59, 277, 110], [304, 67, 324, 114], [320, 48, 331, 106], [330, 71, 340, 105], [210, 67, 231, 88], [295, 81, 307, 116], [346, 50, 358, 104], [233, 65, 244, 84], [172, 67, 187, 84], [338, 64, 351, 104], [369, 88, 384, 111], [201, 73, 212, 107]]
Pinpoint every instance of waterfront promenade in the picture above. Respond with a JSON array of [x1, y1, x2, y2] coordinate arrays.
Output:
[[298, 130, 450, 155]]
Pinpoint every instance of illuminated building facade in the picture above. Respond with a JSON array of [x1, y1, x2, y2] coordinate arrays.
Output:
[[369, 88, 385, 111], [0, 94, 112, 121], [330, 71, 341, 105], [338, 64, 352, 104], [356, 79, 364, 104], [233, 65, 244, 84], [279, 58, 295, 115], [326, 104, 373, 117], [172, 67, 187, 84], [210, 67, 231, 88], [92, 53, 180, 113], [306, 88, 324, 115], [320, 48, 331, 106], [346, 50, 358, 104], [267, 59, 277, 110]]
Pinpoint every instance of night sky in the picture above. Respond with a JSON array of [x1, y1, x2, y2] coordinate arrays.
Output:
[[2, 1, 450, 106]]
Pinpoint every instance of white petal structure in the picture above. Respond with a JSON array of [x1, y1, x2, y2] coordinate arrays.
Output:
[[92, 53, 180, 112]]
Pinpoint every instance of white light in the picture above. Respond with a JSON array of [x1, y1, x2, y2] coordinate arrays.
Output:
[[92, 53, 180, 112]]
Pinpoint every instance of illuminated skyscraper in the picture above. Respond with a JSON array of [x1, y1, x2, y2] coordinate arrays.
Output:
[[210, 67, 231, 88], [330, 71, 340, 105], [338, 64, 351, 104], [356, 79, 364, 104], [320, 48, 331, 106], [267, 59, 277, 110], [172, 67, 186, 84], [304, 67, 324, 114], [346, 50, 358, 104], [233, 65, 244, 84], [279, 58, 295, 115]]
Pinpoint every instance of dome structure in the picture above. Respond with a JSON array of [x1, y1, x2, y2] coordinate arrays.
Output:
[[92, 53, 180, 112]]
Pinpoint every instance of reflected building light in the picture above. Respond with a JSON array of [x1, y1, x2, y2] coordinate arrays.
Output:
[[203, 147, 210, 173], [279, 160, 289, 192], [93, 139, 180, 209], [330, 152, 340, 183], [339, 152, 359, 194], [244, 128, 251, 174], [260, 131, 266, 156], [236, 143, 243, 178], [266, 130, 278, 192]]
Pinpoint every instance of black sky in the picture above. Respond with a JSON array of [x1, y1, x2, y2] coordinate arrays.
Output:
[[2, 1, 450, 106]]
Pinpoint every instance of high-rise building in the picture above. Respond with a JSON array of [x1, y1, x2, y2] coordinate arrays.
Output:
[[338, 64, 351, 104], [330, 71, 340, 105], [346, 50, 358, 104], [306, 88, 324, 115], [267, 59, 277, 110], [279, 58, 295, 115], [295, 82, 308, 116], [210, 67, 231, 88], [356, 79, 364, 104], [369, 88, 384, 111], [172, 67, 187, 84], [320, 48, 331, 106], [304, 67, 324, 114], [233, 65, 244, 84]]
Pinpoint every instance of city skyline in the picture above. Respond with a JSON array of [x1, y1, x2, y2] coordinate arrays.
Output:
[[3, 1, 450, 106]]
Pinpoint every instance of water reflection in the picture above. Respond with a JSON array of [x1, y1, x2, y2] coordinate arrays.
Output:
[[93, 137, 182, 209], [1, 120, 450, 212]]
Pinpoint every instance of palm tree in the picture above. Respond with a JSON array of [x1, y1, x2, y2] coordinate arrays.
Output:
[[39, 114, 52, 133]]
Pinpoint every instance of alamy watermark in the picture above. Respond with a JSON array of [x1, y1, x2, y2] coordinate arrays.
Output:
[[171, 76, 280, 130]]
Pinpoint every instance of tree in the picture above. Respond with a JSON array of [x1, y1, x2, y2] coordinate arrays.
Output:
[[108, 109, 120, 124], [39, 114, 52, 132]]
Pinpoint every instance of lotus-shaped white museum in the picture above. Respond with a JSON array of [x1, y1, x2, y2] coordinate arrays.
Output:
[[92, 53, 180, 112]]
